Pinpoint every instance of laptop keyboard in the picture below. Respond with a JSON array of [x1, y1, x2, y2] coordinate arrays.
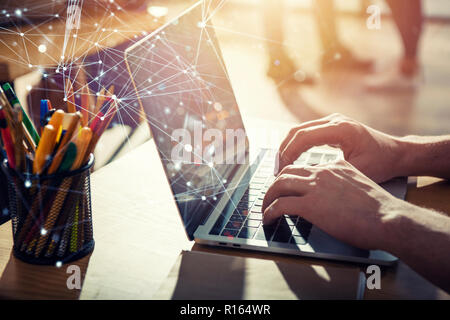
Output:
[[210, 149, 339, 245]]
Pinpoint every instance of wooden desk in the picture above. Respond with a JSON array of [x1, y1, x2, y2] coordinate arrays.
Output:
[[0, 119, 449, 299]]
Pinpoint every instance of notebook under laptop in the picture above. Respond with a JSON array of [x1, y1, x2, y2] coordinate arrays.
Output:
[[124, 0, 404, 265]]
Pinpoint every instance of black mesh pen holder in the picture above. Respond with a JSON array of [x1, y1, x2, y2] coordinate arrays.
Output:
[[1, 154, 95, 265], [0, 160, 10, 225]]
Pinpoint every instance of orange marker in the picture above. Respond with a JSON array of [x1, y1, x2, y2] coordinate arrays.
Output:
[[71, 127, 92, 170], [48, 109, 64, 143], [33, 125, 57, 174]]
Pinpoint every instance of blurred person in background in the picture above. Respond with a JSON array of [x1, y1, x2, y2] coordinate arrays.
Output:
[[263, 0, 423, 90], [263, 0, 374, 84], [366, 0, 423, 91]]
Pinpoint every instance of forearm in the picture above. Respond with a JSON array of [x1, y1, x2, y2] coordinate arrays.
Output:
[[397, 135, 450, 179], [381, 201, 450, 293]]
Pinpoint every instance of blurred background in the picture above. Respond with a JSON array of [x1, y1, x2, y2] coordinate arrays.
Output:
[[0, 0, 449, 171]]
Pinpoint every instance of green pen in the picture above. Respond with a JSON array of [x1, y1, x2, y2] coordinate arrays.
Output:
[[58, 142, 77, 173], [2, 83, 40, 145]]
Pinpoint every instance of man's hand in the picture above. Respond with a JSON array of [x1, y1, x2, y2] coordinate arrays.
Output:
[[263, 160, 402, 250], [276, 113, 406, 183]]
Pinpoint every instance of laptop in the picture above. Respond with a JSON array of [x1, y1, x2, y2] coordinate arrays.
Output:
[[124, 0, 405, 265]]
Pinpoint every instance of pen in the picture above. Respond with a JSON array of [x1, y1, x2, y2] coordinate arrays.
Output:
[[57, 142, 77, 172], [12, 107, 25, 171], [47, 112, 81, 174], [71, 127, 92, 170], [94, 87, 105, 115], [41, 109, 56, 129], [40, 100, 52, 132], [2, 83, 40, 145], [0, 108, 16, 169], [48, 109, 65, 144], [33, 125, 57, 174], [90, 110, 104, 134], [65, 79, 76, 113], [80, 85, 90, 127]]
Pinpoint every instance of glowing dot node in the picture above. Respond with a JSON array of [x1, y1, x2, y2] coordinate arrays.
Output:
[[38, 44, 47, 53]]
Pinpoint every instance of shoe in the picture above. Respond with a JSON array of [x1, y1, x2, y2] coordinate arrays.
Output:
[[321, 45, 374, 73], [267, 51, 315, 85]]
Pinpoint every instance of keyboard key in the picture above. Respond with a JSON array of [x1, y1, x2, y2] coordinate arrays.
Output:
[[226, 220, 243, 229], [254, 225, 276, 241], [272, 222, 293, 243], [248, 212, 263, 220], [272, 228, 292, 242], [250, 206, 261, 213], [323, 154, 337, 163], [290, 235, 306, 245], [244, 219, 261, 228], [230, 214, 245, 222], [285, 217, 297, 226], [293, 221, 312, 239], [237, 202, 250, 210], [253, 199, 263, 206], [307, 153, 322, 165], [238, 227, 258, 239], [221, 229, 239, 238], [251, 178, 266, 184]]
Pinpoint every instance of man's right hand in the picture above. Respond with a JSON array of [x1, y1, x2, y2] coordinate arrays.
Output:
[[276, 113, 408, 183]]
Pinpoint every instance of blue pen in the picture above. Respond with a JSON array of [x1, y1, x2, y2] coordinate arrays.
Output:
[[40, 100, 48, 129]]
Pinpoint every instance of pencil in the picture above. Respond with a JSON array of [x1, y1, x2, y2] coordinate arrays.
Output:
[[65, 79, 76, 113], [12, 107, 25, 171], [0, 108, 16, 169], [94, 87, 105, 115], [80, 85, 89, 127], [1, 83, 40, 145], [34, 176, 73, 257]]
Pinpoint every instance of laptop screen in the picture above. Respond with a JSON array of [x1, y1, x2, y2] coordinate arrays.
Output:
[[125, 1, 249, 240]]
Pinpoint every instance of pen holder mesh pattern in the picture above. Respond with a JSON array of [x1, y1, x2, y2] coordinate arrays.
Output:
[[1, 154, 95, 265]]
